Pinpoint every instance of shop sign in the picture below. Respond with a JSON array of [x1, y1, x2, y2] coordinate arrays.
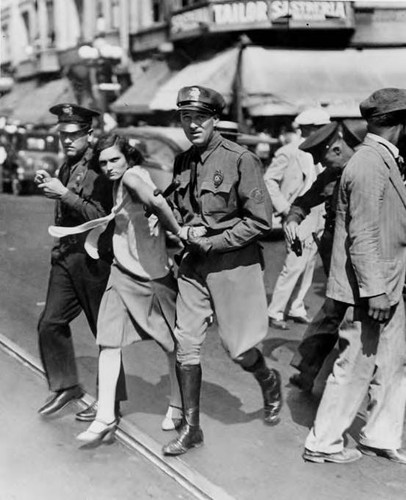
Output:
[[270, 1, 348, 24], [171, 6, 211, 35], [170, 0, 352, 37], [212, 1, 269, 25]]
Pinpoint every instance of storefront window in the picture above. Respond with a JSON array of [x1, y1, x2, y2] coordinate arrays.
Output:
[[46, 0, 55, 47], [152, 0, 164, 22], [111, 0, 120, 29]]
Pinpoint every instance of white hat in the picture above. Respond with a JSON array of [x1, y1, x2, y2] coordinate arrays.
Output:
[[295, 108, 331, 126]]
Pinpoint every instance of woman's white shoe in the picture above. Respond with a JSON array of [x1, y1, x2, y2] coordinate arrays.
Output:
[[161, 405, 183, 431], [76, 419, 117, 446]]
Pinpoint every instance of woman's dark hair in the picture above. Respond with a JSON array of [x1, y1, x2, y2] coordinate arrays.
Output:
[[94, 133, 144, 167]]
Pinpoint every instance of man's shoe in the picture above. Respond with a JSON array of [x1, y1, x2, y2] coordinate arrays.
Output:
[[358, 444, 406, 464], [76, 401, 98, 422], [303, 447, 362, 464], [38, 386, 84, 416], [289, 373, 314, 393], [76, 401, 122, 422], [269, 318, 289, 330], [287, 314, 312, 324], [162, 424, 204, 456]]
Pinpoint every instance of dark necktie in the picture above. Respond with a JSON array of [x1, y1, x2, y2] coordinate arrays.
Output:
[[396, 155, 405, 179], [189, 149, 201, 213]]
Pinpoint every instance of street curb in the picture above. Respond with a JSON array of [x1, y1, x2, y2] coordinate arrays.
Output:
[[0, 333, 235, 500]]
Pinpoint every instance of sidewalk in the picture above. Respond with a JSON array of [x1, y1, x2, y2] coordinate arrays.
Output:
[[2, 329, 406, 500], [0, 344, 193, 500]]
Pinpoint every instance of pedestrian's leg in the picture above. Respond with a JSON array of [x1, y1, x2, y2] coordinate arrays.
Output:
[[95, 346, 121, 423], [305, 305, 378, 454], [287, 241, 318, 319], [76, 346, 120, 445], [238, 348, 282, 425], [162, 363, 204, 456], [162, 257, 211, 455], [268, 248, 308, 321], [208, 254, 279, 424], [290, 298, 344, 390], [75, 256, 127, 403], [359, 302, 406, 450], [38, 263, 82, 392], [161, 350, 183, 431]]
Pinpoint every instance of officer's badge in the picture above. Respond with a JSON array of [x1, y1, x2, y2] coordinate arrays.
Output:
[[189, 87, 201, 101], [62, 105, 73, 116], [213, 170, 224, 188]]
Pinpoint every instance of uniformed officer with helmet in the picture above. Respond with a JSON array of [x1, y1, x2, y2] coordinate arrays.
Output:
[[162, 86, 282, 456], [35, 103, 127, 420]]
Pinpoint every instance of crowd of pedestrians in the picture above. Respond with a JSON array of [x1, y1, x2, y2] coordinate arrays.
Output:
[[34, 85, 406, 465]]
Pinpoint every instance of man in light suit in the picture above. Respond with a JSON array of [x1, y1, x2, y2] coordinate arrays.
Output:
[[264, 108, 330, 329], [304, 88, 406, 464]]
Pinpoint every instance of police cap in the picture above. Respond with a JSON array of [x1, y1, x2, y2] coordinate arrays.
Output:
[[49, 103, 100, 133], [300, 120, 367, 158], [177, 86, 225, 115], [299, 122, 340, 155], [360, 88, 406, 120]]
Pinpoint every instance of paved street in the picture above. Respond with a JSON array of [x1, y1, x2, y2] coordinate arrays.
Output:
[[0, 347, 193, 500], [1, 192, 406, 500]]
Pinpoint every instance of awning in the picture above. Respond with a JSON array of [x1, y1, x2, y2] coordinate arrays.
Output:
[[148, 46, 406, 118], [242, 47, 406, 117], [10, 78, 76, 125], [0, 80, 38, 117], [111, 59, 173, 114], [150, 48, 239, 111]]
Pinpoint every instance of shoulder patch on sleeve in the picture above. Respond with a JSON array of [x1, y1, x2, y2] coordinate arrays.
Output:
[[249, 187, 265, 204]]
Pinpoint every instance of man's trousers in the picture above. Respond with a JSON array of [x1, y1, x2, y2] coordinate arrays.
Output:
[[305, 300, 406, 453], [38, 253, 127, 400]]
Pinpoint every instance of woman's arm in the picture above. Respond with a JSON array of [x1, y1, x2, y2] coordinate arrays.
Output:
[[122, 169, 182, 236]]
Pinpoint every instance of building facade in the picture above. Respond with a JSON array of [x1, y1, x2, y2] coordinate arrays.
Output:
[[1, 0, 406, 128]]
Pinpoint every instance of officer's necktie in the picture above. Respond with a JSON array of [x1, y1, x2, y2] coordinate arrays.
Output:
[[189, 149, 201, 213], [396, 155, 405, 181]]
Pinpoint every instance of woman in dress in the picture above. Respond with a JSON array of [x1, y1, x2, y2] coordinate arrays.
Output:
[[76, 133, 185, 445]]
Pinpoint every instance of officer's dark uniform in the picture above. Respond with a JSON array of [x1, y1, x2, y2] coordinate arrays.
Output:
[[286, 121, 366, 391], [163, 86, 282, 457], [37, 104, 127, 416]]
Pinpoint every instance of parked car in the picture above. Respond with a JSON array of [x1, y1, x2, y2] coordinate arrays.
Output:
[[2, 129, 62, 195], [114, 126, 191, 191]]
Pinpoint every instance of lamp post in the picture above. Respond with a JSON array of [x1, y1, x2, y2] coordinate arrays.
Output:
[[78, 42, 122, 130]]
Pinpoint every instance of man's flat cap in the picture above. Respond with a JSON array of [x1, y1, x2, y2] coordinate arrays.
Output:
[[294, 108, 331, 126], [360, 88, 406, 120], [49, 103, 100, 132], [177, 86, 225, 115]]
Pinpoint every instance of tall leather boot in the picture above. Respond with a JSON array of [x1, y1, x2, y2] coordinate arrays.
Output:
[[162, 363, 204, 456], [243, 350, 282, 425]]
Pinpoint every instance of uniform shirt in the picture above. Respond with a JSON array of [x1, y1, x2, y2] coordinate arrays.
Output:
[[172, 132, 272, 252], [53, 147, 113, 259]]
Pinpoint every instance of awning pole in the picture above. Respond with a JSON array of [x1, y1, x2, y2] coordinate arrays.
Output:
[[230, 37, 247, 132]]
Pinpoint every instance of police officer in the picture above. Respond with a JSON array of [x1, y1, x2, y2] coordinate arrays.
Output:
[[162, 86, 282, 457], [284, 121, 366, 392], [35, 104, 127, 419]]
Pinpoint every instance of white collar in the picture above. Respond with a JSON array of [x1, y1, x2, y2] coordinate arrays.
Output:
[[366, 133, 400, 159]]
